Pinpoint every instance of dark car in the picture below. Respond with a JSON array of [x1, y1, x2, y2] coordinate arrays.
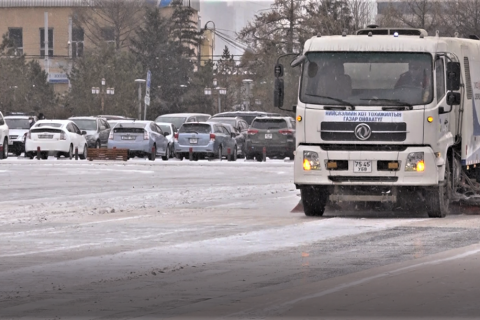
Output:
[[211, 111, 281, 125], [207, 117, 249, 158], [245, 116, 296, 161], [69, 116, 111, 148]]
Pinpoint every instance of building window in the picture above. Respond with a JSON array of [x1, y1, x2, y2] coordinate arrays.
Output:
[[40, 28, 53, 57], [101, 27, 115, 46], [8, 28, 23, 55], [72, 28, 84, 58]]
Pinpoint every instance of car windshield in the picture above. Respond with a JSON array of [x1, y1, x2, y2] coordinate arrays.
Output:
[[71, 119, 97, 131], [5, 119, 30, 129], [252, 119, 287, 130], [34, 123, 62, 128], [179, 123, 211, 134], [301, 52, 433, 106], [155, 117, 186, 128], [158, 124, 172, 134]]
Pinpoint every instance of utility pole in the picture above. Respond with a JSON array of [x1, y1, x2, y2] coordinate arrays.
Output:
[[135, 79, 146, 120]]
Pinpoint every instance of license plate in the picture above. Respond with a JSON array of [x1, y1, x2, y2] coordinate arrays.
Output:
[[38, 134, 53, 139], [189, 138, 198, 144], [265, 134, 273, 139], [354, 161, 372, 173], [121, 136, 136, 140]]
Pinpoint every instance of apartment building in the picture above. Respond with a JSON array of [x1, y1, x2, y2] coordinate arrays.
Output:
[[0, 0, 204, 93]]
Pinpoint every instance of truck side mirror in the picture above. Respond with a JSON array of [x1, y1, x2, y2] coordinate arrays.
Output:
[[446, 92, 461, 105], [274, 78, 284, 108], [446, 62, 461, 91], [274, 64, 284, 77]]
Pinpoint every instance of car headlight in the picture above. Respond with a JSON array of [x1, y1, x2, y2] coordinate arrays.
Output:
[[405, 152, 425, 172], [303, 151, 321, 170]]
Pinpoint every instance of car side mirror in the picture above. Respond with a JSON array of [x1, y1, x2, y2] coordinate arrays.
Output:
[[446, 62, 461, 91], [163, 132, 169, 137], [100, 126, 106, 130], [81, 131, 87, 135], [231, 132, 236, 138]]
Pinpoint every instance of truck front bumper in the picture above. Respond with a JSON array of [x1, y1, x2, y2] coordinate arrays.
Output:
[[294, 145, 440, 187]]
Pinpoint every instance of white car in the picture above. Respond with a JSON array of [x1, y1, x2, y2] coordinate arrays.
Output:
[[4, 115, 34, 156], [25, 120, 88, 160], [156, 122, 178, 158], [0, 112, 9, 159]]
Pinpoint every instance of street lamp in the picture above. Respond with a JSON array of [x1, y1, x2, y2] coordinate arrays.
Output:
[[204, 79, 226, 114], [92, 78, 114, 113], [242, 79, 254, 111], [135, 79, 146, 120]]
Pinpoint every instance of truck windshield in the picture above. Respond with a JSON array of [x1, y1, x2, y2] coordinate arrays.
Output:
[[300, 52, 433, 107]]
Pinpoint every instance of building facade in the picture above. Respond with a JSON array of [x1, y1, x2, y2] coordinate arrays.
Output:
[[0, 0, 203, 93]]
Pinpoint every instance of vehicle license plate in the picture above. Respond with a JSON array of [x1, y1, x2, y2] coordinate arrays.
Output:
[[354, 161, 372, 173], [265, 134, 273, 139], [189, 138, 198, 144], [38, 134, 53, 139], [121, 135, 135, 140]]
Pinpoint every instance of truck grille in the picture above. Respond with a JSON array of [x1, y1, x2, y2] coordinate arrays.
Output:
[[321, 122, 407, 142]]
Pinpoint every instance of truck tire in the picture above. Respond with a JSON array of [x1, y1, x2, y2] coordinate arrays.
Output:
[[301, 187, 329, 217], [425, 159, 451, 218]]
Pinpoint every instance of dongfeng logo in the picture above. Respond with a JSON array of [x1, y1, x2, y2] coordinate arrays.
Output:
[[354, 123, 372, 140]]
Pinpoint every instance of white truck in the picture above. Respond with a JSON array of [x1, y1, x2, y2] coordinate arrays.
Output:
[[274, 26, 480, 218]]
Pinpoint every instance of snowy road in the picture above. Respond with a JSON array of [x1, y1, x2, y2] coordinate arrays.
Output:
[[1, 159, 480, 319]]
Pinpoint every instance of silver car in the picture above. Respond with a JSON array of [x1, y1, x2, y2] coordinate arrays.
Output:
[[174, 122, 237, 161], [108, 121, 170, 161], [156, 122, 178, 158]]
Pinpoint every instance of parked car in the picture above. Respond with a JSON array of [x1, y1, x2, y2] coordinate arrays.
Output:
[[174, 122, 237, 161], [211, 111, 281, 125], [69, 116, 111, 148], [25, 120, 88, 159], [207, 117, 248, 158], [107, 121, 169, 161], [155, 113, 211, 129], [0, 112, 9, 159], [97, 115, 134, 121], [245, 116, 296, 161], [156, 122, 178, 158], [4, 115, 34, 156]]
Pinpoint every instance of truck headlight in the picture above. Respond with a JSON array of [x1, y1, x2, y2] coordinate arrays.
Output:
[[303, 151, 321, 170], [405, 152, 425, 172]]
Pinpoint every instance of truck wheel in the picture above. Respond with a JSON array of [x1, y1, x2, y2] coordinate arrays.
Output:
[[301, 187, 328, 217], [425, 159, 451, 218]]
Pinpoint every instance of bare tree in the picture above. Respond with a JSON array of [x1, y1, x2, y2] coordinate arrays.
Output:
[[445, 0, 480, 37], [377, 0, 446, 35], [74, 0, 146, 50], [347, 0, 377, 30]]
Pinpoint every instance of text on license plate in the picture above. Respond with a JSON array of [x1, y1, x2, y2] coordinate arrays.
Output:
[[354, 161, 372, 173], [189, 138, 198, 144], [265, 134, 273, 139], [38, 134, 53, 139], [121, 136, 136, 140]]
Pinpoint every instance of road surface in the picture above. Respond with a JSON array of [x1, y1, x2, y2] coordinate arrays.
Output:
[[0, 158, 480, 319]]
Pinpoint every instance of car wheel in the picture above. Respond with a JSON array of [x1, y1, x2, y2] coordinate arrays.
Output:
[[150, 146, 156, 161], [42, 152, 48, 160], [95, 141, 101, 149], [161, 146, 170, 161], [0, 139, 8, 159], [255, 154, 263, 162], [79, 144, 87, 160], [68, 145, 73, 160]]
